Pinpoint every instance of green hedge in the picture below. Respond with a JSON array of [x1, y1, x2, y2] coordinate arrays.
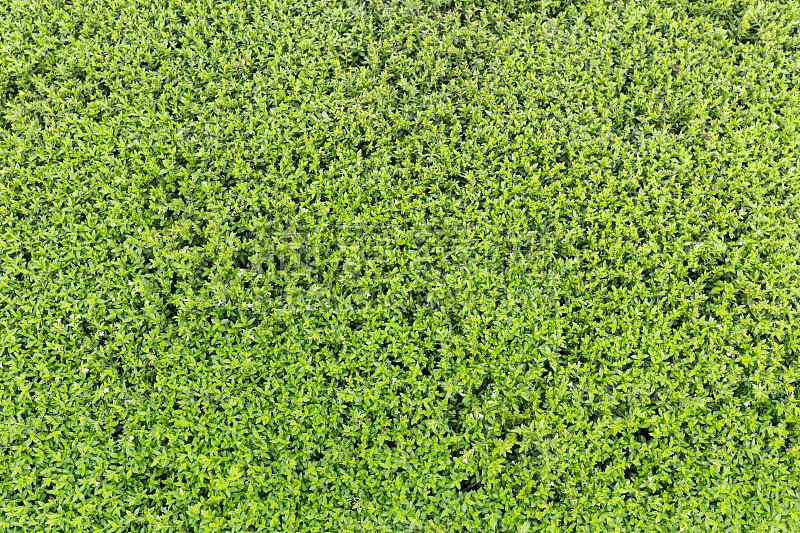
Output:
[[2, 0, 800, 531]]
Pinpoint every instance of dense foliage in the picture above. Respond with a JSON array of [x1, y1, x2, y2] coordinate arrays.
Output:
[[2, 0, 800, 531]]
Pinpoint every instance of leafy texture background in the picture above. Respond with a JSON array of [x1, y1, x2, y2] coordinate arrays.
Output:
[[1, 0, 799, 531]]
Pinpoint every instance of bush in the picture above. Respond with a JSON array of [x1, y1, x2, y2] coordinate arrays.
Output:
[[1, 0, 799, 531]]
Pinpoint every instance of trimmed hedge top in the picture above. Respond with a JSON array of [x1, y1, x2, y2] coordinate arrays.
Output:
[[2, 0, 800, 531]]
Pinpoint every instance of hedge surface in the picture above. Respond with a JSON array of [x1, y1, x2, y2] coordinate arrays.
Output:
[[1, 0, 800, 531]]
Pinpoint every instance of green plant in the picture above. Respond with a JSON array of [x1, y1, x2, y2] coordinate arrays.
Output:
[[1, 0, 799, 531]]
